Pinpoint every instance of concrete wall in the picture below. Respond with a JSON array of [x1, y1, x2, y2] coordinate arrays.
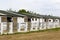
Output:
[[17, 17, 24, 23], [39, 18, 45, 22], [0, 16, 60, 34]]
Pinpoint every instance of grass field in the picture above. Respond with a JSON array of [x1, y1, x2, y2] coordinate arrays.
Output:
[[0, 28, 60, 40]]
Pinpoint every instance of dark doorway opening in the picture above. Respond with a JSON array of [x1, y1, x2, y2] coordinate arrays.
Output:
[[28, 18, 31, 22], [7, 17, 12, 22], [28, 18, 31, 31], [7, 17, 12, 31]]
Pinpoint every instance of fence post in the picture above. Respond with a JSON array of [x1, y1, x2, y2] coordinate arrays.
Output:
[[24, 22, 28, 32], [39, 22, 43, 30], [53, 22, 56, 28], [43, 22, 46, 30], [8, 22, 13, 34], [17, 23, 20, 32], [17, 22, 28, 32], [30, 23, 33, 31], [36, 22, 39, 30], [30, 22, 39, 31], [1, 23, 3, 35]]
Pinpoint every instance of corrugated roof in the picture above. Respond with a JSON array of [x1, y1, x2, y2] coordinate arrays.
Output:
[[18, 12, 60, 19], [0, 10, 60, 19], [0, 10, 25, 17]]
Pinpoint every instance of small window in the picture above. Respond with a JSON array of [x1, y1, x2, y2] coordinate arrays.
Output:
[[56, 20, 57, 21], [49, 20, 51, 22], [55, 20, 58, 22], [28, 18, 31, 22], [35, 18, 37, 21]]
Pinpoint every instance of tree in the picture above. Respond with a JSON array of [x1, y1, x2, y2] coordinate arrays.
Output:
[[18, 9, 37, 15], [18, 9, 27, 13]]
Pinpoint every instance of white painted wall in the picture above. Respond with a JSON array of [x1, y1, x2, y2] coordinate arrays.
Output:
[[55, 19, 59, 22], [39, 18, 45, 22], [0, 16, 1, 23], [17, 17, 24, 23], [48, 19, 53, 22], [31, 18, 40, 23]]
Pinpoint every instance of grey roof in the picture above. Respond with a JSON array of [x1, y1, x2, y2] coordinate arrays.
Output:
[[0, 10, 60, 19], [18, 12, 60, 19], [0, 10, 25, 17]]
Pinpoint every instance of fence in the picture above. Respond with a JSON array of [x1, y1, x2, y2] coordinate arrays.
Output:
[[17, 22, 28, 32], [30, 22, 39, 31], [0, 22, 60, 35], [0, 22, 13, 34]]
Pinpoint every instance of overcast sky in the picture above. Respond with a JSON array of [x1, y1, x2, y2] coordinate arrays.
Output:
[[0, 0, 60, 16]]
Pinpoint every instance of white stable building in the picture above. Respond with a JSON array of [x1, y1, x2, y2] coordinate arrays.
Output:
[[0, 10, 60, 35]]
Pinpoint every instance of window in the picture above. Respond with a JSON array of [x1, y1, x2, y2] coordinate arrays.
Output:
[[49, 20, 51, 22], [35, 18, 37, 21], [56, 20, 57, 22], [55, 19, 58, 22], [28, 18, 31, 22]]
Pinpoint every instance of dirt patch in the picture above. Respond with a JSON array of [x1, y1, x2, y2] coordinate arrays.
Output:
[[0, 30, 60, 40]]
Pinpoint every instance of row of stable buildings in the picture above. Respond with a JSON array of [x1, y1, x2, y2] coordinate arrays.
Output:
[[0, 10, 60, 34]]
